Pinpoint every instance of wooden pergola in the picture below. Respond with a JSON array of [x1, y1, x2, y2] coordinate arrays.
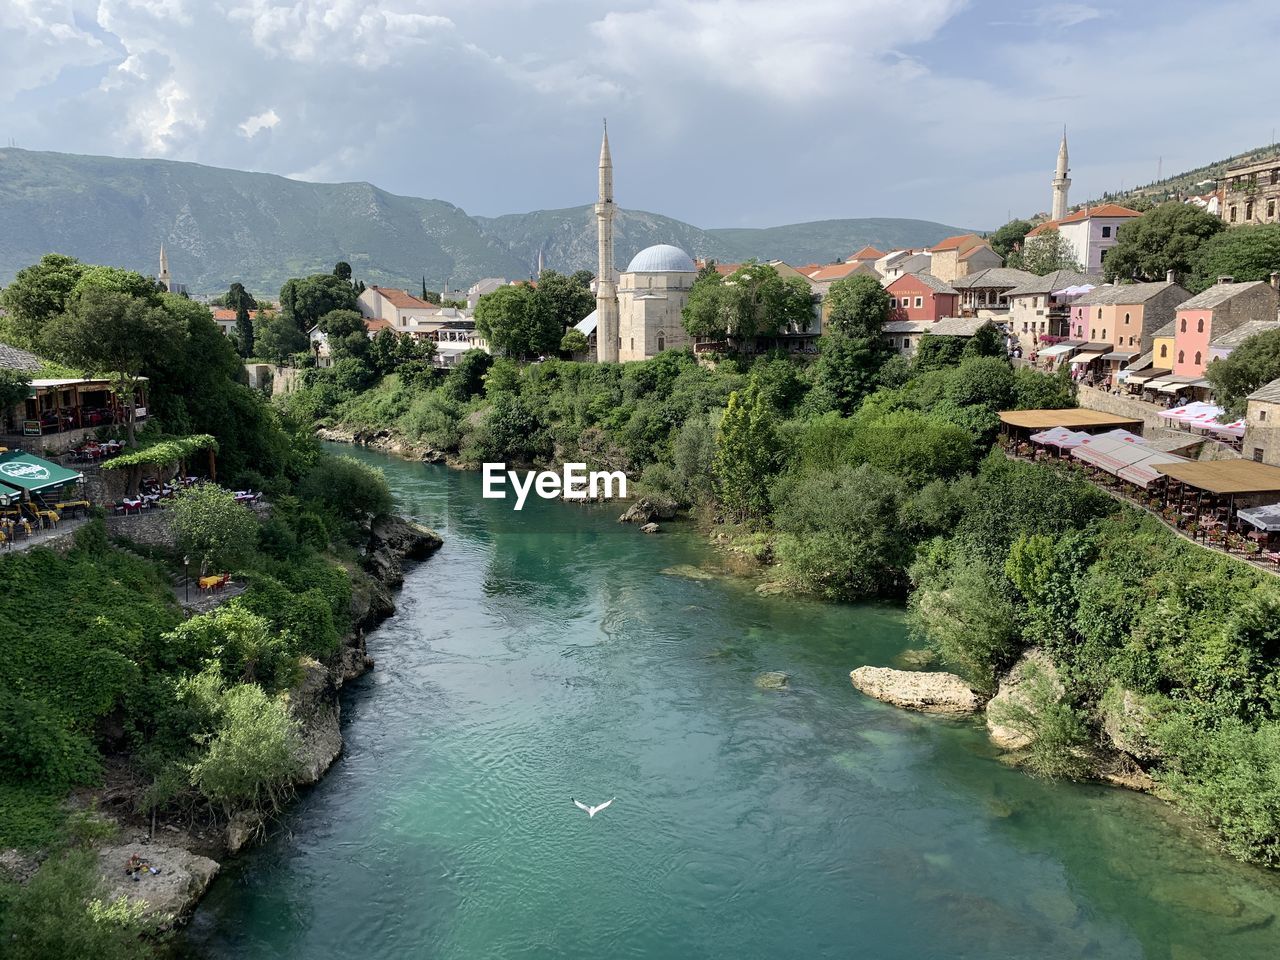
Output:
[[998, 408, 1145, 447], [1157, 460, 1280, 545]]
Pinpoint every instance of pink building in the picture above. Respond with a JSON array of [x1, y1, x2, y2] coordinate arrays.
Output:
[[886, 272, 959, 322], [1172, 278, 1279, 377]]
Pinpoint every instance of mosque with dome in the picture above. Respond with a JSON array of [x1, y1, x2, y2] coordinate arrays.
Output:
[[575, 123, 699, 363]]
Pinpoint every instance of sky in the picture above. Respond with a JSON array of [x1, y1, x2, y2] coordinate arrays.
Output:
[[3, 0, 1279, 231]]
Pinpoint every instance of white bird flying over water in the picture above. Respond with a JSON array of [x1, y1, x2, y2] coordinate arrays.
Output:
[[572, 797, 615, 818]]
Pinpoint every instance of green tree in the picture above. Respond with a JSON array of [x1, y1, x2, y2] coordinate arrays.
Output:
[[299, 454, 392, 521], [535, 269, 595, 330], [317, 308, 371, 362], [253, 308, 308, 362], [1103, 202, 1224, 282], [721, 262, 814, 341], [1205, 328, 1280, 416], [825, 273, 891, 337], [560, 328, 589, 356], [849, 408, 976, 485], [168, 483, 260, 575], [0, 369, 31, 426], [913, 333, 967, 371], [682, 272, 727, 338], [0, 253, 88, 348], [40, 287, 186, 445], [474, 283, 559, 358], [714, 382, 780, 521], [989, 219, 1033, 260], [1189, 224, 1280, 292], [334, 261, 353, 283], [279, 274, 359, 332], [72, 264, 161, 302], [803, 335, 884, 416], [961, 321, 1007, 359], [1011, 227, 1083, 274]]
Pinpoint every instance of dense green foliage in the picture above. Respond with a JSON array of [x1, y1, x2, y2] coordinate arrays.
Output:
[[474, 283, 561, 358], [168, 484, 260, 573], [1188, 224, 1280, 293], [1103, 202, 1225, 282], [823, 273, 891, 338], [681, 262, 813, 341], [1009, 227, 1083, 274], [1205, 328, 1280, 416], [989, 219, 1033, 260]]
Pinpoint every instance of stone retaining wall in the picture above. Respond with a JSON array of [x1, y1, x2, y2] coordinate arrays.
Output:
[[1076, 384, 1239, 461], [105, 510, 176, 550]]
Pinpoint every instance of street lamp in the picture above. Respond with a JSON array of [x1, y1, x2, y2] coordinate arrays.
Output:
[[183, 555, 190, 602]]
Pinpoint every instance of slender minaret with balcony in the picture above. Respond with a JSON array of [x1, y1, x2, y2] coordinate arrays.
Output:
[[594, 121, 619, 363], [158, 243, 172, 291], [1052, 129, 1071, 221]]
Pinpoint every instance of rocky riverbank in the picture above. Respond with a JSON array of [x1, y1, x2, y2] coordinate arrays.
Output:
[[86, 513, 443, 926]]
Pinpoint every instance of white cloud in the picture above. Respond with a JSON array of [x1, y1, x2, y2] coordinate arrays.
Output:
[[1034, 4, 1104, 28], [0, 0, 114, 99], [238, 108, 281, 138]]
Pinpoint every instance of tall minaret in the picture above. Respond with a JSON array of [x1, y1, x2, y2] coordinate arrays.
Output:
[[537, 247, 545, 278], [594, 121, 619, 363], [158, 243, 172, 291], [1052, 128, 1071, 221]]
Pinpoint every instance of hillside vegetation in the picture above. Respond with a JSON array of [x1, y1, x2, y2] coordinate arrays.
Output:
[[0, 149, 969, 294]]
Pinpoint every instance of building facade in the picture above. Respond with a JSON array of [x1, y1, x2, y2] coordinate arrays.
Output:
[[1068, 280, 1191, 359], [885, 272, 959, 322], [928, 233, 1002, 283], [1220, 155, 1280, 227], [1172, 278, 1280, 377]]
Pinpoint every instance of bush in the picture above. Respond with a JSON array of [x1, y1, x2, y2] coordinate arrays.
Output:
[[0, 850, 151, 960], [163, 606, 299, 692], [299, 454, 392, 521], [187, 676, 301, 817]]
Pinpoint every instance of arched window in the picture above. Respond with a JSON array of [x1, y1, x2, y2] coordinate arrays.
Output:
[[1178, 350, 1185, 364], [657, 333, 665, 352], [1102, 329, 1107, 339], [1097, 308, 1103, 319], [1091, 328, 1096, 339], [1160, 344, 1168, 358], [1180, 318, 1187, 333], [1124, 312, 1131, 325], [1197, 318, 1204, 333], [1195, 351, 1202, 365]]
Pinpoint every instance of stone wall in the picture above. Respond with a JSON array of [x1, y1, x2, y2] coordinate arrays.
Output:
[[105, 510, 177, 550], [1076, 384, 1240, 461]]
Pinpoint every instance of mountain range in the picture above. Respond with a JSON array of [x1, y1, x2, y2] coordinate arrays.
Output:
[[0, 148, 972, 296]]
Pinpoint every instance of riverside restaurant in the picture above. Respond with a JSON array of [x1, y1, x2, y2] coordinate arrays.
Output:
[[0, 377, 150, 456]]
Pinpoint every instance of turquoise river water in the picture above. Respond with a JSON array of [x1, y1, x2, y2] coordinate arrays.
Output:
[[184, 445, 1280, 959]]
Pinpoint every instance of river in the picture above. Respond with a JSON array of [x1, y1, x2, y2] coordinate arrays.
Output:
[[184, 445, 1280, 959]]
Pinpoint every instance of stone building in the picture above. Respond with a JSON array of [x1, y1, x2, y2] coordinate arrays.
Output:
[[1067, 279, 1191, 377], [1220, 155, 1280, 227], [1245, 378, 1280, 466], [1004, 269, 1103, 356], [950, 267, 1037, 318], [927, 233, 1002, 283]]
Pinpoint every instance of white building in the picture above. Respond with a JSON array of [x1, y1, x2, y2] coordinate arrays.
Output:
[[1024, 204, 1142, 274]]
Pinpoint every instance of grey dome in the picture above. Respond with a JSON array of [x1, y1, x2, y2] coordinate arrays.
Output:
[[625, 244, 696, 274]]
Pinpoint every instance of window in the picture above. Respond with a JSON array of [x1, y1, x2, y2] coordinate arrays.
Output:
[[1269, 200, 1277, 219], [1255, 448, 1265, 463], [1159, 344, 1168, 358], [1178, 350, 1185, 364], [630, 338, 634, 351], [1101, 329, 1107, 339], [1091, 328, 1096, 339], [889, 297, 898, 308], [657, 334, 665, 352], [1102, 226, 1112, 238], [1246, 201, 1254, 220], [1194, 351, 1202, 365], [1197, 318, 1204, 333], [1124, 312, 1130, 325], [1261, 409, 1268, 421], [1180, 318, 1187, 333], [1097, 308, 1103, 320], [1129, 336, 1135, 346], [914, 296, 923, 308], [1230, 206, 1238, 223]]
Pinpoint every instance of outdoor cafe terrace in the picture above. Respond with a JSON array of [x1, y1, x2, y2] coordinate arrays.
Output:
[[999, 408, 1280, 571]]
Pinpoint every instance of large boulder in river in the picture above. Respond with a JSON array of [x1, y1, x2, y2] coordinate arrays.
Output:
[[850, 666, 983, 715], [619, 496, 678, 524], [96, 842, 219, 924], [986, 648, 1064, 750]]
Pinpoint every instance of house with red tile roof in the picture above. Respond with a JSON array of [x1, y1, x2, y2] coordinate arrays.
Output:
[[846, 245, 884, 267], [358, 285, 441, 332], [1172, 277, 1280, 378], [210, 307, 260, 338], [1026, 204, 1141, 274], [928, 233, 1003, 283], [885, 272, 959, 323]]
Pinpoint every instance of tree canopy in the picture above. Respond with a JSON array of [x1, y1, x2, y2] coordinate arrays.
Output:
[[535, 269, 595, 330], [682, 262, 813, 341], [0, 253, 89, 348], [1189, 224, 1280, 293], [1010, 228, 1083, 275], [1205, 328, 1280, 417], [1103, 202, 1224, 282], [474, 283, 560, 358], [279, 274, 359, 332], [989, 219, 1033, 260], [825, 273, 891, 338]]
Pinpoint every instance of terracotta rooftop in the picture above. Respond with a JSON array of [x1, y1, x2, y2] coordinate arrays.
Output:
[[808, 262, 870, 283], [848, 245, 884, 261], [930, 233, 982, 253], [1027, 204, 1141, 238], [371, 286, 437, 309]]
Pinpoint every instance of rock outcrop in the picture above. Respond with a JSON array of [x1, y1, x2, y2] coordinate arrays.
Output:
[[640, 522, 660, 534], [986, 649, 1063, 750], [1102, 686, 1163, 762], [850, 666, 983, 715], [289, 658, 343, 786], [95, 843, 219, 924], [619, 496, 678, 524]]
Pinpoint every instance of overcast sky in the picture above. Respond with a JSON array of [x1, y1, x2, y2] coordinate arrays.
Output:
[[4, 0, 1279, 230]]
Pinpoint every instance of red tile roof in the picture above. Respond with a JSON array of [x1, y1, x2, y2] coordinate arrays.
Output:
[[211, 308, 259, 322], [808, 262, 868, 283], [929, 233, 982, 253], [797, 264, 824, 277], [714, 262, 742, 276], [372, 286, 437, 309], [1027, 204, 1142, 238], [365, 317, 394, 332], [848, 245, 884, 261]]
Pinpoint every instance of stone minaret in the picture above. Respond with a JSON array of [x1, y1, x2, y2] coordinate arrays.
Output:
[[158, 243, 172, 291], [594, 121, 619, 363], [1052, 129, 1071, 221]]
